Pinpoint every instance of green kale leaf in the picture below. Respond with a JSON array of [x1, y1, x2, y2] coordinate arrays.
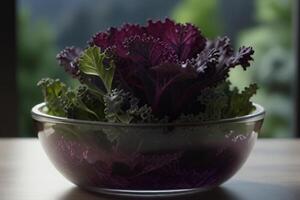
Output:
[[225, 83, 258, 117], [103, 89, 153, 123], [37, 78, 69, 117], [38, 78, 105, 121], [177, 82, 258, 122], [78, 46, 115, 93], [65, 86, 105, 121]]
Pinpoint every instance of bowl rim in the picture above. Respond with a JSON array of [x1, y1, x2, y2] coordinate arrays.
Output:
[[32, 102, 265, 127]]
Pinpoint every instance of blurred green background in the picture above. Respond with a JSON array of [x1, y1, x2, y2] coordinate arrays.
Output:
[[17, 0, 295, 137]]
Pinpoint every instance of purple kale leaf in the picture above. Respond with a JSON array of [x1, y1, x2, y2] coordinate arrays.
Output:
[[56, 46, 82, 78]]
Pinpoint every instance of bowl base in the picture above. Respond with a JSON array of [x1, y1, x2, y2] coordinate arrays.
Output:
[[82, 186, 212, 198]]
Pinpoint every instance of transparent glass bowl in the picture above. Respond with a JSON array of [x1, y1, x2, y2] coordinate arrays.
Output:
[[32, 103, 265, 197]]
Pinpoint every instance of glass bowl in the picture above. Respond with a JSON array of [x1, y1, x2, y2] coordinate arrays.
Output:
[[31, 102, 265, 197]]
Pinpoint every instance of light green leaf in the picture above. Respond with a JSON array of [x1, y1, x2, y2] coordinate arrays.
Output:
[[37, 78, 68, 117], [226, 83, 258, 117], [78, 46, 115, 92]]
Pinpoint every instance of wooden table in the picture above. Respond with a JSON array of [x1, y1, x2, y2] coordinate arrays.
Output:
[[0, 139, 299, 200]]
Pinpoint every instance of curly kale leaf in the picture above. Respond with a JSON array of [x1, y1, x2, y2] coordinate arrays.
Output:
[[37, 78, 69, 117], [38, 78, 105, 121], [177, 82, 258, 122], [225, 83, 258, 117], [196, 82, 230, 121], [56, 46, 82, 78], [103, 89, 153, 123], [65, 86, 105, 121]]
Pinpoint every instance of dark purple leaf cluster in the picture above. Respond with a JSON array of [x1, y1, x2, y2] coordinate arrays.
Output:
[[56, 18, 254, 121]]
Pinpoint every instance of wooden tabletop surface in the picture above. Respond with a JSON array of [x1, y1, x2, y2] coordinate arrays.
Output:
[[0, 138, 299, 200]]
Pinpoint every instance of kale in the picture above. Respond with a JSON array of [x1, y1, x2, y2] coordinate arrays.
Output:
[[177, 82, 258, 122], [38, 78, 69, 117], [38, 78, 105, 121], [39, 18, 257, 123], [103, 89, 153, 123]]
